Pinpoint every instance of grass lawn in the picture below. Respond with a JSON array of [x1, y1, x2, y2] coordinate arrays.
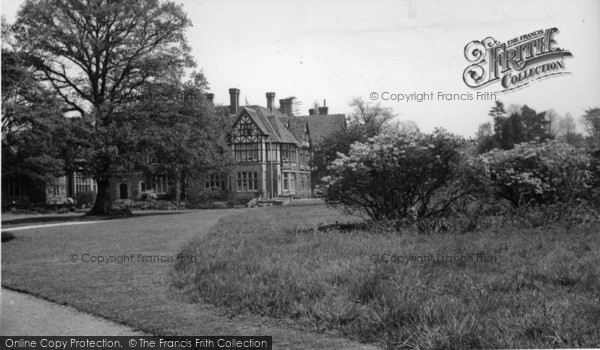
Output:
[[173, 202, 600, 349], [1, 207, 379, 350]]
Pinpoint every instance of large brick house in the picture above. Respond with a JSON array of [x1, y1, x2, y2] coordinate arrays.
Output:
[[2, 172, 97, 208], [187, 88, 346, 202], [2, 88, 346, 207]]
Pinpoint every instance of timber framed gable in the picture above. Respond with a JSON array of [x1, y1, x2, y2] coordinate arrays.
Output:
[[232, 112, 263, 144]]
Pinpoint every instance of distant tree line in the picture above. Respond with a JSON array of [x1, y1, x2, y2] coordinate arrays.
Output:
[[476, 101, 600, 153]]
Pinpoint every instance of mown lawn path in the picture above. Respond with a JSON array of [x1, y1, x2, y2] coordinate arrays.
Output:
[[1, 209, 379, 350]]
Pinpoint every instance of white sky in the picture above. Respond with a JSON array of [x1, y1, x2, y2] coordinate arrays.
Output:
[[2, 0, 599, 137]]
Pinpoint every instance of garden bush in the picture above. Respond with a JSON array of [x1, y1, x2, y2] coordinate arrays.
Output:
[[140, 189, 158, 201], [75, 190, 96, 207], [322, 128, 469, 220], [589, 149, 600, 202], [465, 141, 593, 207], [198, 187, 226, 202]]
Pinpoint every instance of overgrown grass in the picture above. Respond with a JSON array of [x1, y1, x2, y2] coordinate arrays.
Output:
[[173, 202, 600, 349], [2, 208, 377, 350]]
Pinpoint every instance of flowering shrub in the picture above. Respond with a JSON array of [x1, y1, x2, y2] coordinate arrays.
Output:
[[140, 189, 158, 201], [590, 150, 600, 202], [198, 187, 226, 201], [466, 142, 593, 207], [322, 128, 468, 220]]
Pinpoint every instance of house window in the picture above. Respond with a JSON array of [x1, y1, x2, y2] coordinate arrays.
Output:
[[234, 143, 261, 162], [283, 172, 296, 192], [236, 172, 258, 192], [151, 175, 169, 194], [53, 185, 60, 196], [205, 174, 225, 190], [239, 120, 254, 136], [281, 144, 297, 163], [74, 173, 96, 194], [299, 148, 309, 165], [266, 143, 280, 162], [4, 177, 20, 197]]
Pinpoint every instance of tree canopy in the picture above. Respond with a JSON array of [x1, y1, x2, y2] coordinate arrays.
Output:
[[2, 19, 67, 186], [311, 96, 407, 186], [10, 0, 229, 214], [477, 101, 553, 152], [581, 107, 600, 139]]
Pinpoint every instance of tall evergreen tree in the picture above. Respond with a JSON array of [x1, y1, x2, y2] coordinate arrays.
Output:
[[486, 102, 552, 150], [521, 105, 551, 142], [489, 100, 506, 138]]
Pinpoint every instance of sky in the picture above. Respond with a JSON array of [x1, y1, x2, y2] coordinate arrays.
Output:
[[2, 0, 599, 137]]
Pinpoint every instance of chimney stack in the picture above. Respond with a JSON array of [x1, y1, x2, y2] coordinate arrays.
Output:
[[287, 98, 293, 116], [266, 92, 276, 111], [206, 93, 214, 104], [309, 108, 316, 116], [318, 99, 328, 115], [278, 98, 295, 116], [229, 88, 240, 115], [279, 99, 286, 114]]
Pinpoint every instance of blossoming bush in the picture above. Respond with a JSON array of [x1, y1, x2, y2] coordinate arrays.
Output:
[[140, 189, 158, 201], [590, 149, 600, 203], [465, 141, 593, 207], [322, 128, 468, 220]]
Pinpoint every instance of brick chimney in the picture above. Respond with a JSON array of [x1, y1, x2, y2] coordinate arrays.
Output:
[[286, 98, 296, 116], [279, 98, 287, 114], [206, 93, 214, 104], [318, 99, 328, 115], [229, 88, 240, 115], [266, 92, 276, 111]]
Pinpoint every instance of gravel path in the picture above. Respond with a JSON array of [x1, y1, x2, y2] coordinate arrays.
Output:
[[0, 288, 147, 336], [2, 221, 104, 231]]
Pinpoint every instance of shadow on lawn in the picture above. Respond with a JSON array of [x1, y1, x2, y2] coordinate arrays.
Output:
[[1, 231, 16, 242], [1, 214, 93, 227]]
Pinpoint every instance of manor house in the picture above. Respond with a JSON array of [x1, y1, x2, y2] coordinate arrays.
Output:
[[2, 88, 346, 207], [190, 89, 346, 200]]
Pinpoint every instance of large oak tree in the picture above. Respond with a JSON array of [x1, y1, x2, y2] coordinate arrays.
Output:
[[14, 0, 227, 214]]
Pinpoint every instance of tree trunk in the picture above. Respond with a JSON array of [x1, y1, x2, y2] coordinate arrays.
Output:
[[88, 173, 113, 215]]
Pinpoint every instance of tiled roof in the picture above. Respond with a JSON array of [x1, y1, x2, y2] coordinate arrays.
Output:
[[288, 119, 308, 144], [267, 114, 298, 144], [294, 114, 347, 145], [242, 107, 271, 136], [239, 106, 297, 144], [234, 106, 346, 147]]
